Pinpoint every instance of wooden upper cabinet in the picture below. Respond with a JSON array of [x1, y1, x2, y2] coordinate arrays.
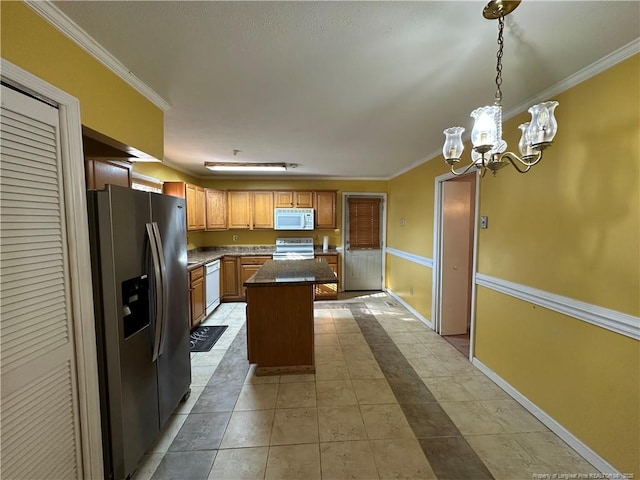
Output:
[[314, 191, 337, 229], [185, 184, 197, 230], [195, 186, 205, 230], [205, 189, 227, 230], [163, 181, 205, 231], [252, 191, 274, 229], [228, 191, 252, 229], [274, 191, 313, 208], [85, 159, 131, 190], [295, 191, 314, 208]]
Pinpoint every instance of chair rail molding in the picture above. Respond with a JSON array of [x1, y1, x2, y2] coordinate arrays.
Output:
[[385, 247, 433, 268], [475, 273, 639, 340]]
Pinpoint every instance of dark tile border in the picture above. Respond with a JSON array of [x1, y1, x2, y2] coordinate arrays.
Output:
[[348, 303, 494, 480], [152, 325, 249, 480]]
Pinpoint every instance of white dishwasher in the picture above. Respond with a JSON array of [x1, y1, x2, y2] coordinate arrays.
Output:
[[205, 259, 221, 315]]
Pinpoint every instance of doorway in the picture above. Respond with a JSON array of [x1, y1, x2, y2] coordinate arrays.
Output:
[[433, 172, 478, 359], [342, 193, 386, 291]]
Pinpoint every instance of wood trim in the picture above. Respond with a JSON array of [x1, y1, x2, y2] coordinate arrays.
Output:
[[1, 58, 105, 479]]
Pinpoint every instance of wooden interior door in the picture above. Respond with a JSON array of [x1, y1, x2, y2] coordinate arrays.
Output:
[[440, 175, 475, 335]]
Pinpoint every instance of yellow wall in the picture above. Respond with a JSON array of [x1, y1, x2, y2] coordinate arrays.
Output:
[[385, 255, 432, 318], [1, 1, 164, 159], [474, 54, 640, 474], [478, 55, 639, 315], [475, 287, 640, 474], [132, 166, 387, 248], [386, 54, 640, 474]]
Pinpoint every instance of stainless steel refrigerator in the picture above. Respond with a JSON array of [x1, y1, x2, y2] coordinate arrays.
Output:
[[87, 185, 191, 480]]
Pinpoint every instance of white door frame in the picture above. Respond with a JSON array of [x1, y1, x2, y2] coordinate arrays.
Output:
[[431, 170, 480, 360], [1, 59, 104, 478], [341, 192, 387, 292]]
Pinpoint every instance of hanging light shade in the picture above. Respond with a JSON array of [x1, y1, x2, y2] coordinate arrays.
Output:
[[442, 127, 465, 163], [441, 0, 559, 176]]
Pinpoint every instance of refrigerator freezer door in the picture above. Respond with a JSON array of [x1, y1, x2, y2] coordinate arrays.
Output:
[[151, 193, 191, 425], [90, 186, 161, 479]]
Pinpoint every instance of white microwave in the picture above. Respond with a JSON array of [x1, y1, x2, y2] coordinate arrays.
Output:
[[274, 208, 314, 230]]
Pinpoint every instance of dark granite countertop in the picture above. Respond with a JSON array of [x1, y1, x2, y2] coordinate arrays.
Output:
[[187, 246, 340, 271], [244, 259, 338, 286]]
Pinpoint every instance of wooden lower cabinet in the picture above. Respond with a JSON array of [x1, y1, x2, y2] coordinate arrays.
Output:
[[189, 266, 205, 328], [221, 256, 242, 301], [314, 254, 339, 299], [246, 284, 314, 374], [240, 256, 271, 299]]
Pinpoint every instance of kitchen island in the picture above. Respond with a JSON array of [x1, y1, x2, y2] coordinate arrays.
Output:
[[244, 258, 338, 375]]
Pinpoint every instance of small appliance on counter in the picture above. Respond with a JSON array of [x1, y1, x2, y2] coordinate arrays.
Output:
[[273, 237, 315, 260], [274, 208, 314, 230]]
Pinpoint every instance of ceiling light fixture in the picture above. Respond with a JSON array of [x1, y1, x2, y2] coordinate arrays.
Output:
[[204, 162, 288, 173], [442, 0, 559, 176]]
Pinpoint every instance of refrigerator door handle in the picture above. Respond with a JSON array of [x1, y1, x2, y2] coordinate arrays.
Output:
[[152, 222, 169, 356], [146, 223, 163, 362]]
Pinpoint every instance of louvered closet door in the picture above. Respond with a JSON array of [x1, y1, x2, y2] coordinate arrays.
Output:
[[0, 85, 83, 479]]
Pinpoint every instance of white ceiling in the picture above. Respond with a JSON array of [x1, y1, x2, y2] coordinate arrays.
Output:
[[52, 1, 639, 179]]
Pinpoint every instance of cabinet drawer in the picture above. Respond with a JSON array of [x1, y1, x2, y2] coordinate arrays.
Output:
[[240, 256, 271, 265], [189, 266, 204, 282]]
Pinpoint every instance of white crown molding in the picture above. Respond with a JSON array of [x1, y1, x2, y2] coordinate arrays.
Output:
[[390, 37, 640, 180], [476, 273, 640, 341], [472, 358, 623, 476], [384, 288, 433, 330], [385, 247, 433, 268], [504, 38, 640, 123], [25, 1, 171, 111]]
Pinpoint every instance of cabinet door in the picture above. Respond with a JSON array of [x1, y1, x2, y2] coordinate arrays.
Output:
[[186, 184, 198, 231], [314, 191, 337, 229], [315, 255, 339, 299], [190, 278, 205, 327], [195, 186, 206, 230], [274, 191, 294, 208], [163, 181, 186, 198], [85, 158, 131, 189], [190, 267, 205, 327], [228, 191, 251, 229], [205, 189, 227, 230], [240, 256, 270, 299], [221, 256, 241, 300], [252, 191, 274, 229], [294, 191, 313, 208]]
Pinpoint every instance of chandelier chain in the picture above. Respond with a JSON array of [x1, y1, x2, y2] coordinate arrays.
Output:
[[494, 14, 505, 105]]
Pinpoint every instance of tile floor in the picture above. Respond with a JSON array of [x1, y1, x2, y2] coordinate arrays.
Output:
[[133, 292, 598, 480]]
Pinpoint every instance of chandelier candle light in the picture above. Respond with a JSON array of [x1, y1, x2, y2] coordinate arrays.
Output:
[[442, 0, 559, 176]]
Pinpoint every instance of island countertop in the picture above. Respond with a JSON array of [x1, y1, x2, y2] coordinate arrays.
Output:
[[244, 258, 337, 286]]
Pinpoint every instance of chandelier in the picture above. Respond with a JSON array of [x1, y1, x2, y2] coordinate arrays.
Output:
[[442, 0, 559, 176]]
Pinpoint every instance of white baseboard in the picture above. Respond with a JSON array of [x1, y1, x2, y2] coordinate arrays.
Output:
[[384, 288, 433, 330], [472, 358, 623, 476]]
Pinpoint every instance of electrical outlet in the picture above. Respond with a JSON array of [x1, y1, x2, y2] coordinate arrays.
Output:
[[232, 234, 238, 241], [400, 218, 406, 227], [480, 216, 488, 229]]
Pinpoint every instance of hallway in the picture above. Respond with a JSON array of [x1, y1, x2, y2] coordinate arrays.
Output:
[[133, 293, 597, 479]]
